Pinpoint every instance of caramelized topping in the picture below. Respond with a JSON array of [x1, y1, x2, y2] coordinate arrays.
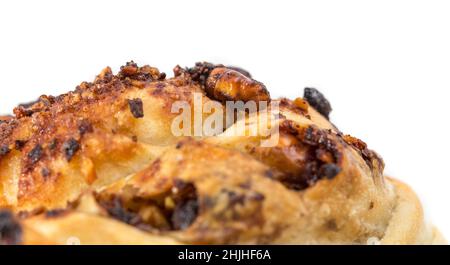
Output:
[[118, 61, 165, 81], [293, 97, 309, 112], [97, 180, 199, 231], [342, 134, 384, 170], [205, 67, 270, 103], [174, 62, 266, 103], [251, 121, 342, 190]]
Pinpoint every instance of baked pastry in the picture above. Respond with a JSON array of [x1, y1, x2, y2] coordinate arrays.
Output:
[[0, 62, 445, 245]]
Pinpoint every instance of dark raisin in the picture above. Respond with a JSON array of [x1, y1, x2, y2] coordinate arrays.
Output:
[[303, 87, 332, 119], [224, 190, 245, 206], [319, 163, 341, 179], [0, 210, 23, 245], [250, 192, 265, 201], [62, 138, 80, 161], [45, 209, 66, 218], [0, 145, 10, 156], [102, 197, 139, 225], [171, 199, 198, 230], [128, 98, 144, 118], [41, 168, 50, 179], [175, 142, 184, 149], [158, 72, 166, 80], [325, 219, 338, 231], [264, 170, 274, 179], [28, 145, 43, 164], [48, 139, 58, 151], [14, 140, 27, 151], [78, 120, 93, 136]]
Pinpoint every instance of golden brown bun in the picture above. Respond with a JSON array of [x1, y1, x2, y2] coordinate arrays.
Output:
[[0, 62, 444, 245]]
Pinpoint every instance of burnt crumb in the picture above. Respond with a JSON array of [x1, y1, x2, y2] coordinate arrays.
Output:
[[342, 134, 384, 170], [158, 72, 167, 80], [172, 199, 198, 230], [249, 192, 265, 201], [319, 163, 341, 179], [119, 61, 139, 76], [0, 210, 22, 245], [187, 62, 220, 84], [303, 87, 332, 119], [222, 189, 265, 207], [14, 140, 27, 151], [41, 167, 51, 179], [239, 181, 252, 189], [28, 144, 43, 164], [118, 61, 164, 81], [62, 138, 80, 161], [179, 62, 250, 87], [325, 219, 338, 231], [223, 189, 246, 206], [279, 98, 310, 117], [303, 161, 320, 187], [369, 201, 375, 210], [155, 82, 166, 89], [13, 106, 34, 118], [128, 98, 144, 118], [175, 141, 184, 149], [264, 170, 274, 179], [173, 65, 186, 77], [131, 135, 138, 142], [0, 145, 10, 157], [151, 86, 165, 96], [173, 180, 197, 200], [48, 138, 58, 150], [78, 119, 93, 136], [45, 209, 66, 218]]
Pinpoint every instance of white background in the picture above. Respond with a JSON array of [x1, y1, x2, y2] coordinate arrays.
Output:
[[1, 0, 449, 242]]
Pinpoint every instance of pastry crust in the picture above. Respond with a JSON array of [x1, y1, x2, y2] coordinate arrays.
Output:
[[0, 62, 445, 245], [380, 178, 446, 245]]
